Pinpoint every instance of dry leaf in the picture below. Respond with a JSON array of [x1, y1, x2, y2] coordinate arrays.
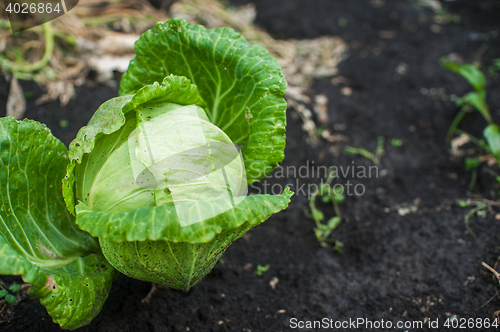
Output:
[[97, 33, 140, 55], [36, 81, 75, 106], [269, 277, 279, 290], [6, 77, 26, 120], [88, 54, 135, 82], [313, 94, 329, 123], [450, 133, 470, 157]]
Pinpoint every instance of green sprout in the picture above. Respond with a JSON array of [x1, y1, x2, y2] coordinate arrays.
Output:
[[441, 58, 492, 129], [59, 119, 69, 128], [23, 91, 35, 100], [442, 58, 500, 189], [337, 18, 348, 28], [254, 264, 270, 277], [344, 136, 385, 165], [0, 283, 20, 304], [464, 157, 481, 191], [390, 138, 403, 147], [488, 59, 500, 76], [309, 168, 345, 253], [455, 199, 492, 238]]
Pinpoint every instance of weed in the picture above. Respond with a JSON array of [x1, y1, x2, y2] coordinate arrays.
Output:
[[442, 58, 500, 190], [0, 283, 20, 304], [309, 168, 345, 252], [390, 138, 403, 147], [488, 59, 500, 77], [254, 264, 270, 277], [344, 136, 385, 165], [456, 198, 495, 238]]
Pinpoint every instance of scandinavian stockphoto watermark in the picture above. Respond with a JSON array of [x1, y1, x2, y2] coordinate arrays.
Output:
[[3, 0, 78, 32], [289, 317, 500, 330], [249, 160, 379, 198]]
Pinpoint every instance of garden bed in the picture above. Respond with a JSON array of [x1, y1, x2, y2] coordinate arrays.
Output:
[[1, 0, 500, 331]]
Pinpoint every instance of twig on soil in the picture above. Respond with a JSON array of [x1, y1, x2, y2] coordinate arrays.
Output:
[[0, 302, 12, 322], [482, 262, 500, 281], [0, 279, 9, 290], [477, 260, 500, 312], [461, 198, 500, 208], [388, 196, 500, 217], [476, 289, 500, 312]]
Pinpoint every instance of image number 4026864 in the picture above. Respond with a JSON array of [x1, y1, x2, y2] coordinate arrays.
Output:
[[3, 0, 79, 32]]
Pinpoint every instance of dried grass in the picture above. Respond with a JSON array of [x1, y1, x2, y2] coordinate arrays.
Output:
[[0, 0, 348, 128]]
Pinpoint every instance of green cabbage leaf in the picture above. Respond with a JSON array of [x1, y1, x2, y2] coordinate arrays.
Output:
[[0, 117, 118, 329]]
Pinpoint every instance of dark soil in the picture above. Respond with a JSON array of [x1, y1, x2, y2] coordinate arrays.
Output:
[[2, 0, 500, 331]]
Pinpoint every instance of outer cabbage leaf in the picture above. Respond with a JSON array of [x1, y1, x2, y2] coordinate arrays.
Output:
[[0, 236, 116, 329], [0, 117, 118, 329], [78, 188, 292, 290], [98, 225, 252, 291], [75, 188, 292, 243], [119, 18, 287, 183]]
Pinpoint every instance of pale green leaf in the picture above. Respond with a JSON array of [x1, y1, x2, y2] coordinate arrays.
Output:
[[119, 18, 287, 183], [63, 75, 203, 214], [92, 189, 292, 290]]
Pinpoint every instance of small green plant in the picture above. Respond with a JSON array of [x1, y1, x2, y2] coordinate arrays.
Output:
[[442, 59, 492, 137], [0, 283, 20, 304], [464, 156, 482, 190], [59, 119, 69, 128], [456, 199, 493, 238], [434, 8, 462, 25], [308, 168, 345, 252], [344, 136, 385, 165], [488, 58, 500, 76], [442, 58, 500, 186], [337, 17, 348, 28], [390, 138, 403, 147], [254, 264, 270, 277]]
